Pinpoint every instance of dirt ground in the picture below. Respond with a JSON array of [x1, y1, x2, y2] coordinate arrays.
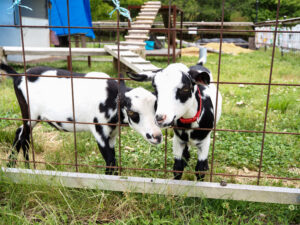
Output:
[[181, 43, 253, 56]]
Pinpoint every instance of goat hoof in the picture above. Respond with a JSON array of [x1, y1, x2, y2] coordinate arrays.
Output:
[[174, 172, 183, 180], [25, 162, 30, 169], [7, 161, 16, 168], [196, 174, 205, 181], [105, 168, 118, 176]]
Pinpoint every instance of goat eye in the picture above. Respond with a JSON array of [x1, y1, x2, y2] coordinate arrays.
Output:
[[127, 110, 140, 123], [127, 110, 135, 116], [181, 87, 190, 93], [127, 110, 137, 118]]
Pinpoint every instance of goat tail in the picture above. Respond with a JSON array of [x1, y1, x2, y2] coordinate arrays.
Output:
[[0, 63, 19, 82], [197, 47, 207, 66]]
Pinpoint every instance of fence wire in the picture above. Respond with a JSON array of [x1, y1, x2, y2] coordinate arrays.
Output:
[[0, 0, 299, 187]]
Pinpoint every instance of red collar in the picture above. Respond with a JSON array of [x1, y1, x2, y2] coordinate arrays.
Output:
[[179, 87, 202, 124]]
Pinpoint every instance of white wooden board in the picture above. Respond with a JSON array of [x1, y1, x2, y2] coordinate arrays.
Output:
[[3, 46, 108, 56], [1, 167, 299, 205]]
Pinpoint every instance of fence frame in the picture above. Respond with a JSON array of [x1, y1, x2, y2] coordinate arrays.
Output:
[[0, 0, 299, 205], [1, 167, 299, 205]]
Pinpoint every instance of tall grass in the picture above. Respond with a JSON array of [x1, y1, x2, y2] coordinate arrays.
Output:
[[0, 175, 299, 224]]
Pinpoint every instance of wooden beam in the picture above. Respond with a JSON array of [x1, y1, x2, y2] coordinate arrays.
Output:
[[3, 46, 108, 56], [0, 47, 5, 62], [93, 21, 254, 27], [1, 167, 299, 205], [255, 17, 300, 26]]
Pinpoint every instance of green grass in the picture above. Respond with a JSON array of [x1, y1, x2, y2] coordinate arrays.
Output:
[[0, 48, 299, 223], [0, 49, 299, 180], [0, 176, 299, 224]]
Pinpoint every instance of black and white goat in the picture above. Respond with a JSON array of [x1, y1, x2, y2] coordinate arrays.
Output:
[[128, 62, 222, 180], [0, 64, 162, 174]]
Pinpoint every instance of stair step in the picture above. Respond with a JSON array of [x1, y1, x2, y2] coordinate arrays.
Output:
[[134, 63, 160, 72], [134, 20, 153, 24], [140, 9, 159, 12], [132, 24, 152, 28], [123, 57, 151, 64], [125, 35, 148, 39], [144, 2, 161, 5], [138, 12, 157, 16], [117, 51, 140, 57], [142, 6, 161, 10], [128, 29, 149, 33], [136, 16, 156, 20]]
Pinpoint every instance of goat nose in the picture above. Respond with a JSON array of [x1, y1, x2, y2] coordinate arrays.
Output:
[[153, 134, 162, 143], [155, 114, 166, 123]]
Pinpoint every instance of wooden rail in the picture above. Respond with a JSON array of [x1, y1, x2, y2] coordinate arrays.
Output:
[[93, 21, 254, 27], [1, 167, 299, 205], [1, 46, 108, 57], [1, 45, 159, 74]]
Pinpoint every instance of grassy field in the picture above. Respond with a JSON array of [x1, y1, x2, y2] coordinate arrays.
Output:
[[0, 48, 299, 223]]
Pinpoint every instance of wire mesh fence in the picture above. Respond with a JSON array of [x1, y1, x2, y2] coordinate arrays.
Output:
[[0, 0, 299, 196]]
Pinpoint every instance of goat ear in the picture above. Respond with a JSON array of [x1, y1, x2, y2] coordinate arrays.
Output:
[[126, 69, 161, 82], [188, 69, 211, 85]]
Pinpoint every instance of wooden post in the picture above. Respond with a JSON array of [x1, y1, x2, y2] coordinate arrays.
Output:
[[80, 34, 87, 47], [80, 34, 91, 68], [172, 5, 177, 63], [0, 47, 3, 60], [0, 47, 6, 81], [127, 6, 131, 28], [113, 57, 118, 72], [67, 56, 72, 71], [0, 47, 4, 62], [75, 35, 80, 47], [113, 57, 132, 74], [0, 47, 7, 64], [179, 10, 183, 58], [248, 37, 255, 50]]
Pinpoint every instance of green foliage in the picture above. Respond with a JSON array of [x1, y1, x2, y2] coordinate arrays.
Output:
[[90, 0, 300, 23], [90, 0, 147, 21], [242, 0, 300, 22], [90, 0, 116, 21]]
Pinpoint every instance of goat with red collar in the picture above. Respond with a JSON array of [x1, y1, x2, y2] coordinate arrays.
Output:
[[128, 60, 222, 180]]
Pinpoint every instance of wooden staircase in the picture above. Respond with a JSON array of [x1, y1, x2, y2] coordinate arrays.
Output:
[[104, 1, 161, 73], [121, 1, 161, 47]]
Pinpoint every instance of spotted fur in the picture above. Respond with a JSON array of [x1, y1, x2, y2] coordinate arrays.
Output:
[[0, 64, 162, 174], [128, 63, 222, 180]]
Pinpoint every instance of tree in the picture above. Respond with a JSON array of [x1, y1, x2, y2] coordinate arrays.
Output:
[[242, 0, 300, 22], [90, 0, 147, 21], [89, 0, 300, 22]]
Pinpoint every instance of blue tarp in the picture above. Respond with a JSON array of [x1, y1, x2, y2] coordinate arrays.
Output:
[[49, 0, 95, 39]]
